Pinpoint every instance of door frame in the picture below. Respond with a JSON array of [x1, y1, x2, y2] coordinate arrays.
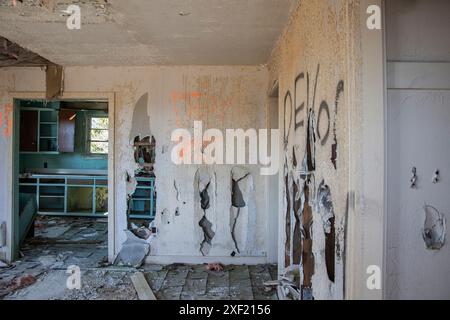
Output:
[[345, 0, 387, 299], [7, 91, 116, 262]]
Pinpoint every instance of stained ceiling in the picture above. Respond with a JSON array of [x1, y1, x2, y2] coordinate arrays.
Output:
[[0, 0, 296, 66]]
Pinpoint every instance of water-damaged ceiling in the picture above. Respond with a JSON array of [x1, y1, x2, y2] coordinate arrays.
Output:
[[0, 0, 296, 66]]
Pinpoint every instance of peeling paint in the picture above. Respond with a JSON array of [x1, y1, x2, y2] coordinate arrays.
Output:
[[129, 93, 150, 142]]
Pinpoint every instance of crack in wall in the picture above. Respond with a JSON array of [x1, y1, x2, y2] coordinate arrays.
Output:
[[174, 180, 180, 201]]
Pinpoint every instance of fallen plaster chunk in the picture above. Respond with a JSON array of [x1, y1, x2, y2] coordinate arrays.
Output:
[[131, 272, 156, 300], [422, 204, 446, 250], [0, 260, 9, 268], [131, 224, 152, 240], [277, 267, 305, 300], [114, 230, 150, 268]]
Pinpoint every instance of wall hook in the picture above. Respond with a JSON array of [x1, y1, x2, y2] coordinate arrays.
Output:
[[410, 167, 417, 189], [433, 169, 440, 184]]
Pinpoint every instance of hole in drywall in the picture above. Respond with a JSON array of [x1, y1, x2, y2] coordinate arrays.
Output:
[[301, 183, 315, 291], [230, 167, 252, 255], [422, 204, 446, 250], [199, 182, 215, 255], [133, 135, 155, 173], [195, 169, 216, 256], [317, 180, 335, 283], [292, 178, 302, 265], [126, 135, 156, 240]]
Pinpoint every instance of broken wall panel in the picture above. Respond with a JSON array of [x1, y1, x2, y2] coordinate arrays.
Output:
[[268, 0, 351, 300], [230, 167, 257, 256]]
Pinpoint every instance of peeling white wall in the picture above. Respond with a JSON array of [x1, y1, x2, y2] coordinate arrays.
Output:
[[268, 0, 361, 300], [0, 65, 276, 264]]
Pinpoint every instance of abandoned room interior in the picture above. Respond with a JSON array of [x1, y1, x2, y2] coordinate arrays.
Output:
[[0, 0, 449, 302]]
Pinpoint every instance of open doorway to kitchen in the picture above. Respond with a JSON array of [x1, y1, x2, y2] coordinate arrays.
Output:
[[12, 99, 110, 269]]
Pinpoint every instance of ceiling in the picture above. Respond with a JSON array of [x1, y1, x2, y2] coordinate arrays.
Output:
[[0, 0, 295, 66]]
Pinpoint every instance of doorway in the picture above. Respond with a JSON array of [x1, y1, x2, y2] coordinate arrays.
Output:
[[385, 0, 450, 299], [12, 98, 113, 267]]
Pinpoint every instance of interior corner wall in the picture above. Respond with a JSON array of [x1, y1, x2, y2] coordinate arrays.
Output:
[[268, 0, 365, 300], [0, 65, 274, 264]]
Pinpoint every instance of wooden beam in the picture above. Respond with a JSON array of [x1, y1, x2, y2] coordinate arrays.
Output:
[[46, 64, 64, 100], [0, 36, 52, 67], [131, 272, 157, 300]]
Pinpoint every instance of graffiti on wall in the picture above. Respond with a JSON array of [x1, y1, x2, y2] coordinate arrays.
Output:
[[0, 103, 13, 137], [171, 91, 233, 128], [282, 63, 345, 300]]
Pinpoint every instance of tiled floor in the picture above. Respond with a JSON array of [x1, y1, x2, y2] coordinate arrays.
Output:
[[0, 216, 278, 300]]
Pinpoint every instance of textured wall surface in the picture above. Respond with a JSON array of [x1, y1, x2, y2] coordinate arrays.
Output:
[[268, 0, 359, 300], [0, 65, 275, 263]]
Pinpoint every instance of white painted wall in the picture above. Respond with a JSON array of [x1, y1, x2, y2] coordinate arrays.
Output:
[[0, 66, 275, 264], [386, 0, 450, 299]]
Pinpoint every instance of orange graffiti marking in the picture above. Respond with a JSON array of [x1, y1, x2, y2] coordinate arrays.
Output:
[[171, 91, 233, 128], [1, 104, 13, 138]]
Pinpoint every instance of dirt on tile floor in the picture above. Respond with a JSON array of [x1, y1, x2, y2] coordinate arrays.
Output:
[[0, 216, 278, 300]]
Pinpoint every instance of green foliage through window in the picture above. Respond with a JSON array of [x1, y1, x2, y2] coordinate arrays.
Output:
[[89, 117, 108, 154]]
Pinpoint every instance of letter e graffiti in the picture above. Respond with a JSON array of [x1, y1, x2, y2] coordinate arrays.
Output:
[[65, 5, 81, 30], [366, 5, 381, 30], [66, 265, 81, 290], [366, 265, 381, 290]]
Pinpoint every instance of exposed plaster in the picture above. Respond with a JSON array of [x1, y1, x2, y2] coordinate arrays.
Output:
[[422, 204, 446, 250], [129, 93, 150, 142]]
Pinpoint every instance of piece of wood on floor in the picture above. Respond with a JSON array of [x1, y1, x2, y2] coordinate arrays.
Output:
[[131, 272, 156, 300]]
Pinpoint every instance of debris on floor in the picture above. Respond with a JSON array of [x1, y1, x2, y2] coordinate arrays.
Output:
[[114, 230, 150, 268], [206, 262, 224, 272], [1, 216, 278, 300], [130, 222, 152, 240], [277, 267, 305, 300], [131, 272, 157, 300]]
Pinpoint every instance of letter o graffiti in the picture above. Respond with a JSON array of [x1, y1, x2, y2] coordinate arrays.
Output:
[[283, 91, 293, 146], [317, 100, 330, 146]]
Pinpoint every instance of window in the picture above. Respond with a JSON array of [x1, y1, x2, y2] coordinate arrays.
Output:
[[88, 116, 108, 154]]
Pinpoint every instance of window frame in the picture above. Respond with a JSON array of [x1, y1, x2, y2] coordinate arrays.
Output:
[[86, 115, 109, 155]]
